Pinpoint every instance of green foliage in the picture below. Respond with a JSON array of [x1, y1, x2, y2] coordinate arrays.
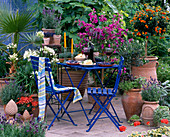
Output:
[[0, 116, 47, 137], [159, 80, 170, 108], [0, 81, 22, 105], [118, 40, 145, 71], [13, 61, 37, 94], [141, 78, 168, 101], [119, 75, 144, 91], [153, 106, 170, 125], [128, 126, 170, 137], [0, 50, 10, 77], [157, 60, 170, 83]]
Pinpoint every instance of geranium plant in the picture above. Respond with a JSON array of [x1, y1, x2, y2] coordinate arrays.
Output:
[[16, 95, 38, 114], [130, 4, 169, 56], [76, 8, 131, 57]]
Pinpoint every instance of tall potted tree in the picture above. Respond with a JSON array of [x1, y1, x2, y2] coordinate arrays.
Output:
[[130, 4, 169, 80]]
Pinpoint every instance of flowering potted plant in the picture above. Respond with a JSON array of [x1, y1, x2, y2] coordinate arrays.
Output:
[[130, 4, 169, 80], [119, 75, 144, 120], [16, 95, 38, 115], [141, 77, 168, 126], [42, 8, 62, 44], [76, 8, 131, 61]]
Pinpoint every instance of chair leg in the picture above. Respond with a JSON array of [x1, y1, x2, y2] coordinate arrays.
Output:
[[86, 95, 121, 132], [110, 102, 123, 123], [79, 100, 90, 123], [48, 92, 77, 130], [88, 102, 96, 114]]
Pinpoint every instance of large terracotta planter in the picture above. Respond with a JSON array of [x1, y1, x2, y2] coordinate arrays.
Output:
[[121, 88, 144, 120], [42, 28, 55, 44], [131, 56, 159, 80], [59, 69, 88, 100], [142, 101, 159, 126]]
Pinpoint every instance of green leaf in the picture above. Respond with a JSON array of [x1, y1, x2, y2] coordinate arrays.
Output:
[[61, 16, 72, 24], [105, 1, 118, 13]]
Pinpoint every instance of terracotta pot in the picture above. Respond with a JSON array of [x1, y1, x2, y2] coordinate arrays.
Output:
[[142, 101, 159, 126], [131, 56, 159, 80], [43, 37, 50, 45], [42, 28, 55, 44], [121, 88, 144, 120], [59, 69, 88, 100], [59, 58, 71, 63], [53, 34, 61, 45]]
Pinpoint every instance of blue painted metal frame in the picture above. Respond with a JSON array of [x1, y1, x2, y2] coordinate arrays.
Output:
[[57, 57, 124, 131], [86, 56, 124, 132], [30, 56, 78, 130]]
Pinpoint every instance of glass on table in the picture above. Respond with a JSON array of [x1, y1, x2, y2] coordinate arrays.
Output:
[[83, 47, 91, 59]]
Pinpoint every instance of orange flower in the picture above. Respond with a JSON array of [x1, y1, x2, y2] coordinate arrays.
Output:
[[139, 15, 141, 17], [162, 16, 165, 19], [134, 121, 141, 126], [146, 121, 150, 125], [142, 32, 144, 35], [166, 17, 169, 20], [160, 37, 162, 39], [146, 36, 149, 39], [139, 18, 141, 20], [159, 29, 161, 34], [130, 20, 133, 23], [153, 34, 155, 36], [146, 9, 150, 12], [119, 126, 126, 132], [27, 104, 30, 107], [145, 25, 148, 28], [134, 29, 138, 32], [145, 32, 147, 35], [157, 21, 159, 23], [156, 9, 158, 12], [161, 119, 169, 124], [146, 15, 148, 17], [161, 12, 166, 15], [150, 17, 152, 20]]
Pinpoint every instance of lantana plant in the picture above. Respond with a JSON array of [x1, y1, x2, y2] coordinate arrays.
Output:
[[130, 4, 169, 56], [76, 8, 131, 55]]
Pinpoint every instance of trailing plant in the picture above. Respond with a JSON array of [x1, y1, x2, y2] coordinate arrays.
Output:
[[0, 81, 22, 105], [141, 77, 167, 102], [153, 106, 170, 125]]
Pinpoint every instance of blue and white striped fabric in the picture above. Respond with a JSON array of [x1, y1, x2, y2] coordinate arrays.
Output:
[[38, 57, 82, 121]]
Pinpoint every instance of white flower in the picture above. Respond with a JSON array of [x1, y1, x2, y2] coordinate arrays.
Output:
[[36, 31, 44, 39], [23, 49, 39, 61], [43, 46, 55, 55], [13, 44, 17, 48], [7, 43, 17, 49], [9, 53, 18, 61], [51, 57, 59, 63]]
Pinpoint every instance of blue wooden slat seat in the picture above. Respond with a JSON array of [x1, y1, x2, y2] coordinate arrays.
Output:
[[30, 56, 78, 130], [86, 56, 124, 132]]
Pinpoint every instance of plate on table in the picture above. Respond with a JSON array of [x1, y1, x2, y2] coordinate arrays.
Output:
[[97, 62, 114, 67], [66, 60, 79, 65], [79, 63, 96, 67]]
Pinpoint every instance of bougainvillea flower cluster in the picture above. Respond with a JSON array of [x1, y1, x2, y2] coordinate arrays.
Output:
[[76, 8, 131, 54], [16, 95, 38, 114], [130, 4, 169, 39]]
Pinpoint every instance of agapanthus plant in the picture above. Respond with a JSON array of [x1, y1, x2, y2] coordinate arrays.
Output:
[[76, 8, 131, 55]]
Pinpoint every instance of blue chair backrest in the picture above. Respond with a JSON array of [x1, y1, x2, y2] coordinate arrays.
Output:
[[30, 56, 53, 89], [112, 56, 124, 94]]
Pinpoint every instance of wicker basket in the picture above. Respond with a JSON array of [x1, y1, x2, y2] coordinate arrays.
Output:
[[59, 69, 88, 100]]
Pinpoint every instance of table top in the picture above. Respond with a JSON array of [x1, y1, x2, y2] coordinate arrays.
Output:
[[56, 62, 119, 70]]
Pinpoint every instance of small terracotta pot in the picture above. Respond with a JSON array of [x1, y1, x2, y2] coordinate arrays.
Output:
[[141, 101, 159, 126], [42, 28, 55, 44], [53, 34, 61, 45], [121, 88, 144, 120], [43, 37, 50, 45]]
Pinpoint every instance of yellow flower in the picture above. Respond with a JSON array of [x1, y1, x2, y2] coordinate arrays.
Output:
[[150, 17, 152, 20]]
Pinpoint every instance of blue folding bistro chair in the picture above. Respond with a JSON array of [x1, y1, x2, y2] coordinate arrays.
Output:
[[30, 56, 86, 130], [86, 56, 124, 132]]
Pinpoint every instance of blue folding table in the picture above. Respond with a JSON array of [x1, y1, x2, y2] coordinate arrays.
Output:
[[57, 56, 124, 131]]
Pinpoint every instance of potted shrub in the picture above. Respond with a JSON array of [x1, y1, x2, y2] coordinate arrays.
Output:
[[153, 106, 170, 127], [119, 75, 144, 120], [42, 8, 62, 44], [0, 81, 22, 118], [128, 115, 142, 126], [141, 77, 168, 126], [130, 4, 169, 80]]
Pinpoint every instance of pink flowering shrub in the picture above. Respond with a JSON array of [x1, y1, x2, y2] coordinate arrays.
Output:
[[76, 8, 131, 54]]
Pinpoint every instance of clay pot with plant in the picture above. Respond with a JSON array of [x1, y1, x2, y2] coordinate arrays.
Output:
[[53, 25, 62, 45], [120, 75, 144, 120], [129, 4, 169, 80], [141, 77, 168, 126]]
